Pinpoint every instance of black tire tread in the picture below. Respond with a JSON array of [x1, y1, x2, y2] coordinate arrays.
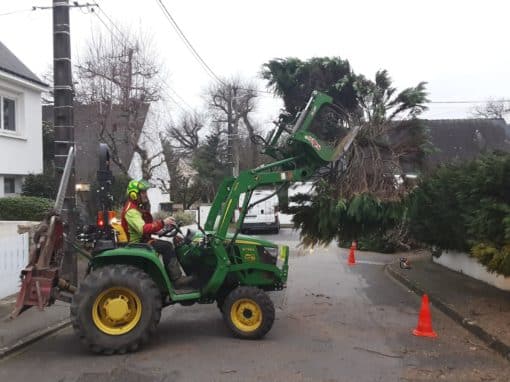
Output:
[[222, 286, 275, 340], [70, 264, 161, 355]]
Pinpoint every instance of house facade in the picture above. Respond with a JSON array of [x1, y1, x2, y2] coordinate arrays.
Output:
[[0, 41, 47, 197]]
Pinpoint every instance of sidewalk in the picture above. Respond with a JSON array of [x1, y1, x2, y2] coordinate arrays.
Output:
[[0, 294, 70, 358], [387, 252, 510, 361]]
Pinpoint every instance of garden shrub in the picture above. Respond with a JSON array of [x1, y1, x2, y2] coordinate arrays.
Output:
[[0, 196, 54, 221], [408, 152, 510, 275]]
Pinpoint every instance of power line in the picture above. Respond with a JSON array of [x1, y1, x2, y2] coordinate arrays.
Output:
[[164, 91, 193, 113], [95, 4, 125, 40], [429, 99, 510, 104], [164, 83, 195, 112], [155, 0, 224, 85], [92, 9, 127, 47], [0, 8, 33, 16], [154, 1, 274, 98], [158, 76, 194, 113], [93, 1, 195, 114]]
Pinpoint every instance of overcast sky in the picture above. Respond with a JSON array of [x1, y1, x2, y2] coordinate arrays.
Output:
[[1, 0, 509, 128]]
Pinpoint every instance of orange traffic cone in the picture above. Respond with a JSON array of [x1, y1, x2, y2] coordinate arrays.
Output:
[[413, 294, 437, 338], [347, 242, 356, 266]]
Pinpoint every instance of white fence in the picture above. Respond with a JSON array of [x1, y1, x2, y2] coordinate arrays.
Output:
[[433, 250, 510, 291], [0, 221, 32, 299]]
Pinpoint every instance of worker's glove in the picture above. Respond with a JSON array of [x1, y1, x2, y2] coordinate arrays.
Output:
[[163, 216, 176, 227], [174, 235, 184, 247]]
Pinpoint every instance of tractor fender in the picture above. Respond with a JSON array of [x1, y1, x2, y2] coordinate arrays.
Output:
[[91, 248, 172, 294]]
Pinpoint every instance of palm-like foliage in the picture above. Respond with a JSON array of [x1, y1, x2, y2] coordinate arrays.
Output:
[[262, 57, 430, 246]]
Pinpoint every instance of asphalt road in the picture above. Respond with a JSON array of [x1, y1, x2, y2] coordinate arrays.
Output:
[[0, 229, 508, 382]]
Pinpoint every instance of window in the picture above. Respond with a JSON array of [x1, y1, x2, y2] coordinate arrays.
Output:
[[4, 177, 15, 194], [1, 96, 16, 131]]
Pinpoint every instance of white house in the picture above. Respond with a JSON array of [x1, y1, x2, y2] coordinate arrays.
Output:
[[0, 41, 47, 197]]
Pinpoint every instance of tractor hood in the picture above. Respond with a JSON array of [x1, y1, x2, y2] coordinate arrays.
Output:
[[224, 232, 277, 248], [189, 229, 277, 248]]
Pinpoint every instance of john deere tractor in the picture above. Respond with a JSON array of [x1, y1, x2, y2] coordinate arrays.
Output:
[[12, 91, 360, 354]]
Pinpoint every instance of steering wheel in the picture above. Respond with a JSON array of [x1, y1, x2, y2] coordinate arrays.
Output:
[[157, 222, 183, 238]]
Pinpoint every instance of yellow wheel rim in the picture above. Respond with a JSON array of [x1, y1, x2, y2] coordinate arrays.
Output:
[[92, 287, 142, 335], [230, 298, 262, 332]]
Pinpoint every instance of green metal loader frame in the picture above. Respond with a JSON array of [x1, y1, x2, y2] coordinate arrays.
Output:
[[91, 91, 360, 305]]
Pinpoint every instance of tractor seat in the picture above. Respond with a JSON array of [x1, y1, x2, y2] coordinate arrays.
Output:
[[111, 222, 128, 244]]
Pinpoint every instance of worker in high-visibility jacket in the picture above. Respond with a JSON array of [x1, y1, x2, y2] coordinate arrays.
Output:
[[121, 179, 193, 288]]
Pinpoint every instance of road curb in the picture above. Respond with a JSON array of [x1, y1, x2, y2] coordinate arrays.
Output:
[[0, 319, 70, 360], [385, 264, 510, 362]]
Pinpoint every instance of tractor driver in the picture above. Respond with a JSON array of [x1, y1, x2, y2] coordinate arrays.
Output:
[[121, 179, 194, 288]]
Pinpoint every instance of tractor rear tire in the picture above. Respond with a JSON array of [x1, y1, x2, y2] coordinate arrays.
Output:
[[223, 286, 275, 339], [70, 265, 162, 354]]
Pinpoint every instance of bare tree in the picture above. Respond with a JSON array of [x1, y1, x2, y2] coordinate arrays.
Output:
[[472, 99, 510, 119], [163, 112, 204, 156], [75, 29, 165, 180], [206, 78, 259, 172]]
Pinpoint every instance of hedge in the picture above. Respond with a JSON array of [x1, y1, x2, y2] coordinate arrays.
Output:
[[0, 196, 54, 221], [408, 152, 510, 275]]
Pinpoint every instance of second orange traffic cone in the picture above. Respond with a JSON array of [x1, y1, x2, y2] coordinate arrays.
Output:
[[413, 294, 437, 338], [347, 241, 356, 265]]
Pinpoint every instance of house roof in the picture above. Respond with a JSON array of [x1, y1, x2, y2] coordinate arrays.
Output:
[[0, 41, 47, 87], [423, 118, 510, 167]]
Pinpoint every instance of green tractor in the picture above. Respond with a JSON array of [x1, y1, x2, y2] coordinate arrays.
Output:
[[13, 91, 360, 354]]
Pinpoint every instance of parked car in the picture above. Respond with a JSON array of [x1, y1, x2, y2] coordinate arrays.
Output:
[[239, 190, 280, 234]]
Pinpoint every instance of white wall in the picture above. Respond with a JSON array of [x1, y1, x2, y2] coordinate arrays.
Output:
[[433, 250, 510, 291], [0, 220, 36, 237], [198, 205, 212, 227], [146, 187, 169, 214], [0, 221, 36, 299], [0, 73, 44, 178]]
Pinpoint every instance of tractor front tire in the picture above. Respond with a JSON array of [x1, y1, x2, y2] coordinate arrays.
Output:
[[223, 286, 275, 339], [71, 265, 162, 354]]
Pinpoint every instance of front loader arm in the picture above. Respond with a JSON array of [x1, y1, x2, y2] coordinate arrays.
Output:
[[201, 91, 362, 296], [205, 90, 362, 241]]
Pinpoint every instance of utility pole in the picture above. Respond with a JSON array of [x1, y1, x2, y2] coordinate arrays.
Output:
[[226, 85, 239, 177], [53, 0, 77, 284], [232, 99, 239, 178], [226, 85, 233, 176], [124, 48, 134, 106]]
